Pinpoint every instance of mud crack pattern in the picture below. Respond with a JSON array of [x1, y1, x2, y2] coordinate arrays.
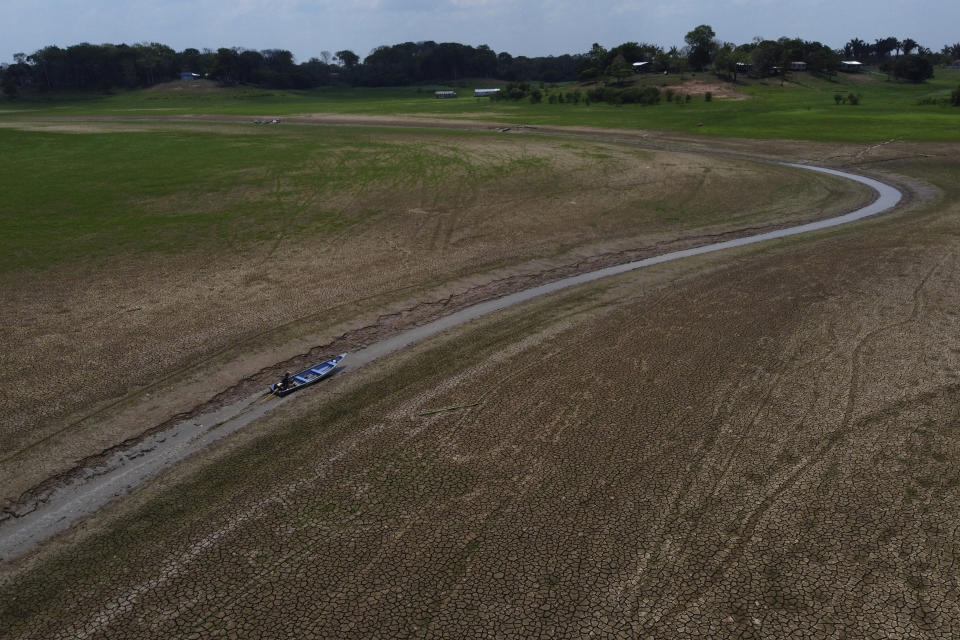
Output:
[[3, 181, 960, 639]]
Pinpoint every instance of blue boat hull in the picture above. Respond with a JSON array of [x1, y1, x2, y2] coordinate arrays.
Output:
[[270, 353, 346, 397]]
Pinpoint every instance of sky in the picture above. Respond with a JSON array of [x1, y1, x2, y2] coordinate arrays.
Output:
[[2, 0, 958, 64]]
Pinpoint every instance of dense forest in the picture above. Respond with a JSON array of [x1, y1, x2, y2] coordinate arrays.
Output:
[[2, 31, 959, 98]]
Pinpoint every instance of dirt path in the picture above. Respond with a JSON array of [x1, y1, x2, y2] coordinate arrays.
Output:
[[0, 162, 902, 563]]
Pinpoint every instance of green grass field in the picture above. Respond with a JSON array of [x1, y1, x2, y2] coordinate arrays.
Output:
[[2, 69, 959, 142], [0, 125, 549, 273]]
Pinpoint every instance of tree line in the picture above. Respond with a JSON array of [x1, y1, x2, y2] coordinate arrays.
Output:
[[581, 28, 958, 85], [0, 41, 582, 97], [3, 32, 959, 98]]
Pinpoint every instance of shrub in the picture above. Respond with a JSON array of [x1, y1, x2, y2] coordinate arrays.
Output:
[[834, 92, 844, 105], [584, 86, 660, 106], [664, 88, 675, 102], [586, 87, 605, 103], [892, 55, 934, 84], [529, 89, 542, 104], [847, 92, 860, 106], [705, 91, 712, 102], [952, 86, 960, 107], [493, 81, 531, 101]]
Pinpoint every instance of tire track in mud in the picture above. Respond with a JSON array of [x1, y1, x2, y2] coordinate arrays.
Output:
[[640, 252, 947, 630], [0, 158, 904, 563]]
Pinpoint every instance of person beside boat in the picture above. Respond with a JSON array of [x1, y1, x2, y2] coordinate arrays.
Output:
[[268, 354, 346, 397]]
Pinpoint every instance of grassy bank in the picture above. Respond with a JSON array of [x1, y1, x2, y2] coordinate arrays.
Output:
[[0, 125, 535, 273], [2, 70, 959, 142], [0, 121, 866, 275]]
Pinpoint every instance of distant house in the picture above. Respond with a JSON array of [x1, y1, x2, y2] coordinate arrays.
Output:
[[789, 61, 807, 71], [180, 72, 200, 82], [948, 60, 960, 69], [474, 88, 500, 97], [632, 61, 650, 73], [434, 90, 457, 99], [840, 61, 864, 72]]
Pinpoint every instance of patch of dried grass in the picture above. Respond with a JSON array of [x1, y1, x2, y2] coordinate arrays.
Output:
[[0, 133, 871, 498]]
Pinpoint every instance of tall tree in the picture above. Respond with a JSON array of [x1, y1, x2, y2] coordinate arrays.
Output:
[[685, 24, 717, 71], [578, 42, 608, 81], [605, 54, 633, 86], [874, 37, 899, 60], [843, 38, 870, 60], [334, 50, 359, 68], [713, 44, 748, 80], [749, 40, 781, 76]]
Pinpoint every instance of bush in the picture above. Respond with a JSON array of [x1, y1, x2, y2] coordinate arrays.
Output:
[[704, 91, 712, 102], [847, 92, 860, 106], [664, 88, 675, 102], [584, 86, 660, 106], [834, 92, 845, 105], [952, 86, 960, 107], [529, 88, 542, 104], [892, 55, 934, 84], [493, 81, 532, 101]]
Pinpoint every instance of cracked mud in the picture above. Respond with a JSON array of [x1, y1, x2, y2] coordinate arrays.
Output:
[[0, 126, 957, 639]]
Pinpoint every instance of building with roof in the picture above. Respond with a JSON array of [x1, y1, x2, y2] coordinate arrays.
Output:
[[840, 61, 864, 72]]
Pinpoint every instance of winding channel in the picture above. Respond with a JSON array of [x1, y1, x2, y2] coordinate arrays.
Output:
[[0, 162, 902, 563]]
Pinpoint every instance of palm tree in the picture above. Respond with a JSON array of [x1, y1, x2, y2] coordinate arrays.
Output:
[[844, 38, 869, 61], [874, 37, 899, 60]]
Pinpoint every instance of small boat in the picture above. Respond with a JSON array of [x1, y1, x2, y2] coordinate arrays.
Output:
[[270, 353, 346, 397]]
